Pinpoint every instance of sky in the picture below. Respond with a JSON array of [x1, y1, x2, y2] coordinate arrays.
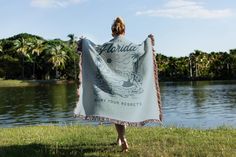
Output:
[[0, 0, 236, 57]]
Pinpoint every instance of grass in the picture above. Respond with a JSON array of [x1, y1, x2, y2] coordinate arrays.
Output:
[[0, 79, 74, 87], [0, 125, 235, 157]]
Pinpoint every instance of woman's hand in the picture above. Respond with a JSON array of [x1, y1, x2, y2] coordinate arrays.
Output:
[[148, 34, 155, 46], [77, 36, 84, 53]]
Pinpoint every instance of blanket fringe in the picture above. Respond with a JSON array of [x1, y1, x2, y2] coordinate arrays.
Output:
[[74, 114, 161, 127], [77, 48, 83, 98], [152, 48, 163, 122]]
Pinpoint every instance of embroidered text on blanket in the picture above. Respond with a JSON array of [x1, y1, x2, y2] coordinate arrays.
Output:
[[98, 43, 137, 55]]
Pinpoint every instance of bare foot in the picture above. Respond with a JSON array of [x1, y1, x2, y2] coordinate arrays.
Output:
[[116, 137, 122, 146], [121, 138, 129, 152]]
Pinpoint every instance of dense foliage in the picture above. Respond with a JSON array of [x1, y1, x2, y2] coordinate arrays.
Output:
[[0, 33, 79, 80], [156, 49, 236, 80], [0, 33, 235, 80]]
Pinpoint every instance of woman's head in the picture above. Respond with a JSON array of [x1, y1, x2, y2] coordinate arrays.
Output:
[[111, 17, 125, 37]]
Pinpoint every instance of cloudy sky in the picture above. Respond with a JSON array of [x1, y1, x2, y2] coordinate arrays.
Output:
[[1, 0, 235, 57]]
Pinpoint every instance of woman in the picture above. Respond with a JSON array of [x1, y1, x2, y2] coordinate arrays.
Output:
[[75, 17, 162, 152]]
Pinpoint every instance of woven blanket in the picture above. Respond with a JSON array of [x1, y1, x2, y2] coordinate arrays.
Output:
[[74, 36, 162, 126]]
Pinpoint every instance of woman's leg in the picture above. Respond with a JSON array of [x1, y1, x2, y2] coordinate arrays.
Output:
[[115, 124, 125, 141], [115, 124, 129, 151]]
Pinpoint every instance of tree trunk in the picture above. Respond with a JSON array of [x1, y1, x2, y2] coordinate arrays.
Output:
[[22, 56, 25, 79]]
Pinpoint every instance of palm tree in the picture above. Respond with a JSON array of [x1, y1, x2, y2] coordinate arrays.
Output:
[[194, 50, 210, 78], [189, 50, 206, 79], [167, 57, 177, 78], [175, 56, 189, 79], [67, 34, 77, 48], [67, 34, 78, 79], [230, 49, 236, 78], [14, 38, 31, 79], [46, 45, 69, 79], [29, 38, 45, 79], [31, 38, 44, 56], [189, 53, 194, 78], [156, 53, 169, 79]]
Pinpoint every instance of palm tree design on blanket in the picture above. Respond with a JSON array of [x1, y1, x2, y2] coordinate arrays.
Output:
[[94, 53, 143, 98]]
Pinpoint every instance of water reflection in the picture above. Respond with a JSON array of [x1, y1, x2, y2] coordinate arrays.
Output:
[[0, 81, 235, 128], [161, 81, 236, 128], [191, 81, 207, 108], [0, 84, 78, 127]]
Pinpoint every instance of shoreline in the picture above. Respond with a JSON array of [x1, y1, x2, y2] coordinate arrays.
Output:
[[0, 79, 76, 87], [1, 79, 236, 87]]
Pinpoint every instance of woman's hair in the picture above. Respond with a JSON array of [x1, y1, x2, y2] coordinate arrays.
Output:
[[111, 17, 125, 37]]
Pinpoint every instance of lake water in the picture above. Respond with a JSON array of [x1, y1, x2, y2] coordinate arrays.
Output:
[[0, 81, 235, 128]]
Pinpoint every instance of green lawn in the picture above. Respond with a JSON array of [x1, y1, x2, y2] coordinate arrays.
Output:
[[0, 125, 235, 157]]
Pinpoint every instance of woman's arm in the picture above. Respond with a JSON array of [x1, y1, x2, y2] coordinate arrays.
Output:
[[148, 34, 155, 46]]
